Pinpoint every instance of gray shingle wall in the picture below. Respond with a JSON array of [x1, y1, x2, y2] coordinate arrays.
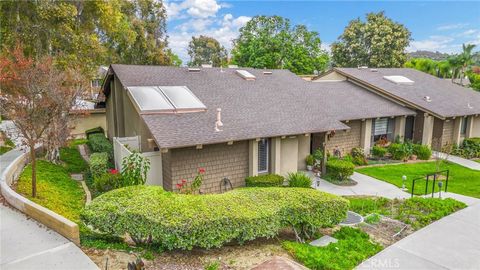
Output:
[[442, 120, 454, 146], [325, 120, 362, 156], [163, 141, 249, 193]]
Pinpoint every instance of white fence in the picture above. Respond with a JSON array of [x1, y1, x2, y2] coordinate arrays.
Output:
[[113, 136, 163, 186]]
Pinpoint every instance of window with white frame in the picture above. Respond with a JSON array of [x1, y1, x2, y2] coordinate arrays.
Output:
[[372, 118, 395, 142], [461, 117, 468, 135], [258, 138, 269, 173]]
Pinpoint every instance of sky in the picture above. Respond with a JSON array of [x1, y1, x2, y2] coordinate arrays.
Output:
[[165, 0, 480, 63]]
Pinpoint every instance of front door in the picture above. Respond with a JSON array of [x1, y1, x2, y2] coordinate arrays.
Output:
[[404, 116, 414, 141]]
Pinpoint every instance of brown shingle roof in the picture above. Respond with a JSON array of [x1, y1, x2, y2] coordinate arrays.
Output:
[[109, 65, 414, 149], [335, 68, 480, 118]]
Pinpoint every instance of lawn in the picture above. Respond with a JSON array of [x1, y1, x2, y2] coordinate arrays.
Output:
[[356, 161, 480, 198], [59, 139, 88, 173], [16, 160, 85, 222]]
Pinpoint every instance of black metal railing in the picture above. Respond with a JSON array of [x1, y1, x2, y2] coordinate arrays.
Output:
[[411, 169, 449, 198]]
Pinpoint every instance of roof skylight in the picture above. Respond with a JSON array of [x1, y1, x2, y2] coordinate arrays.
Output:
[[383, 75, 414, 85], [236, 70, 256, 80], [127, 86, 206, 114]]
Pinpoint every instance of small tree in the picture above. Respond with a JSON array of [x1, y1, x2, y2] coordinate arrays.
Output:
[[121, 151, 151, 186], [0, 46, 81, 197]]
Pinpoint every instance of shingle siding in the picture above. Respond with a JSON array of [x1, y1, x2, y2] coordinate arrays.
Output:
[[162, 141, 249, 193], [325, 120, 362, 156], [442, 120, 454, 146]]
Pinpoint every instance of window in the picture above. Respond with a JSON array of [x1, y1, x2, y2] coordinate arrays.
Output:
[[372, 118, 395, 142], [461, 117, 468, 135], [258, 138, 269, 173]]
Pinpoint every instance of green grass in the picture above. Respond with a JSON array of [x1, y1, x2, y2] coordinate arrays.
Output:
[[356, 161, 480, 198], [0, 132, 15, 155], [17, 160, 85, 222], [344, 196, 466, 229], [59, 146, 88, 174], [283, 227, 383, 270]]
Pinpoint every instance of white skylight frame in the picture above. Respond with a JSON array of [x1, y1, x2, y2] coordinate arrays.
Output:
[[383, 75, 414, 85], [236, 69, 256, 80], [127, 86, 207, 115]]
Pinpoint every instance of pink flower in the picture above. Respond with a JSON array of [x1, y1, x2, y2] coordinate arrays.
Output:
[[176, 183, 183, 188], [181, 179, 187, 183], [198, 168, 206, 174], [109, 169, 119, 174]]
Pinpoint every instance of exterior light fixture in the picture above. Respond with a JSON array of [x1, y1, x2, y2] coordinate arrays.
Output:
[[438, 181, 443, 199], [402, 175, 407, 191]]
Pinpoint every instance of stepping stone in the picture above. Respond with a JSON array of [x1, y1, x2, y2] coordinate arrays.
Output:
[[309, 235, 338, 247], [340, 211, 364, 226], [70, 174, 83, 181]]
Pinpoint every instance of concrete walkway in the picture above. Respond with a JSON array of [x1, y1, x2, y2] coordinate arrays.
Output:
[[1, 149, 98, 270], [434, 151, 480, 171], [357, 200, 480, 270]]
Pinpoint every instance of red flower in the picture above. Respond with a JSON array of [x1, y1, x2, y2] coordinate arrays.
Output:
[[181, 179, 187, 183], [176, 183, 183, 188], [109, 169, 119, 174], [198, 168, 206, 174]]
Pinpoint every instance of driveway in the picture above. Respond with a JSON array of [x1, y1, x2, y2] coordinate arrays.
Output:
[[0, 150, 98, 270]]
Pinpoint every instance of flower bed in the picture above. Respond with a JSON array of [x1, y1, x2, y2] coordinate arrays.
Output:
[[81, 186, 349, 250]]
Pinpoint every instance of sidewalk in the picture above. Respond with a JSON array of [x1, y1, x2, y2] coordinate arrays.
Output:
[[434, 151, 480, 171], [357, 200, 480, 270], [1, 150, 98, 270]]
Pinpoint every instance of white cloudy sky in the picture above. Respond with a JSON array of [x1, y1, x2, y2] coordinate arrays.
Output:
[[164, 0, 480, 64]]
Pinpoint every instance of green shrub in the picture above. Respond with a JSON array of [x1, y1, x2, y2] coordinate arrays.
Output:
[[287, 172, 312, 188], [283, 227, 382, 270], [459, 137, 480, 158], [81, 186, 349, 250], [94, 171, 122, 193], [350, 148, 367, 166], [326, 159, 354, 181], [90, 152, 109, 178], [413, 144, 432, 160], [371, 145, 387, 159], [388, 143, 408, 160], [88, 133, 113, 159], [245, 174, 284, 187], [85, 126, 105, 139], [305, 155, 315, 166]]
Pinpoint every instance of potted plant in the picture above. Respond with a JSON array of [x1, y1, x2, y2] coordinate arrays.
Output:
[[305, 154, 314, 171]]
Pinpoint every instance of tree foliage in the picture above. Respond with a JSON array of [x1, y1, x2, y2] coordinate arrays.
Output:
[[0, 0, 175, 78], [231, 15, 329, 75], [331, 12, 411, 68], [0, 46, 84, 197], [188, 35, 227, 67]]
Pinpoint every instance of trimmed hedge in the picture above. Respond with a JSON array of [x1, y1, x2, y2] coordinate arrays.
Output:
[[85, 126, 105, 139], [88, 133, 113, 159], [245, 174, 284, 187], [81, 186, 349, 250], [326, 159, 354, 181], [413, 144, 432, 160], [388, 143, 408, 160], [90, 152, 109, 178], [371, 145, 387, 158]]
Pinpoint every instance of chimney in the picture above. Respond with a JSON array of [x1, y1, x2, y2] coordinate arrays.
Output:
[[215, 108, 223, 132]]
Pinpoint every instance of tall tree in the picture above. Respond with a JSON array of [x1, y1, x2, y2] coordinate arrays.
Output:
[[458, 44, 476, 84], [0, 0, 173, 78], [231, 15, 329, 75], [187, 35, 227, 67], [331, 12, 411, 68], [0, 46, 84, 197]]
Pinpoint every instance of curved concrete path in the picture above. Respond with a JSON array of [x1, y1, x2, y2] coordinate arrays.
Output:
[[0, 150, 98, 270]]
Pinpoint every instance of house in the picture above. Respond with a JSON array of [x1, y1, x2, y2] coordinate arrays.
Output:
[[315, 68, 480, 149], [102, 65, 415, 193]]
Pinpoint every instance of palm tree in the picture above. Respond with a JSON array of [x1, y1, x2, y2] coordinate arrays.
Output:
[[448, 56, 462, 82], [459, 43, 476, 84]]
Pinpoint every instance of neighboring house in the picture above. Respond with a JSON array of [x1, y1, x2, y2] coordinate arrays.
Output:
[[69, 99, 107, 138], [315, 68, 480, 149], [102, 65, 414, 193]]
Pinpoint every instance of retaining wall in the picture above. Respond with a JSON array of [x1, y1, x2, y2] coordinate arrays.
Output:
[[0, 149, 80, 245]]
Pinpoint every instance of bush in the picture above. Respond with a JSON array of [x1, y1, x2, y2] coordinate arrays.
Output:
[[85, 126, 105, 139], [90, 152, 109, 178], [413, 144, 432, 160], [388, 143, 408, 160], [245, 174, 284, 187], [88, 133, 113, 159], [283, 227, 382, 270], [287, 172, 312, 188], [81, 186, 349, 250], [326, 159, 354, 181], [371, 145, 387, 159], [94, 171, 122, 193], [305, 155, 315, 166], [459, 137, 480, 158], [350, 148, 367, 166]]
